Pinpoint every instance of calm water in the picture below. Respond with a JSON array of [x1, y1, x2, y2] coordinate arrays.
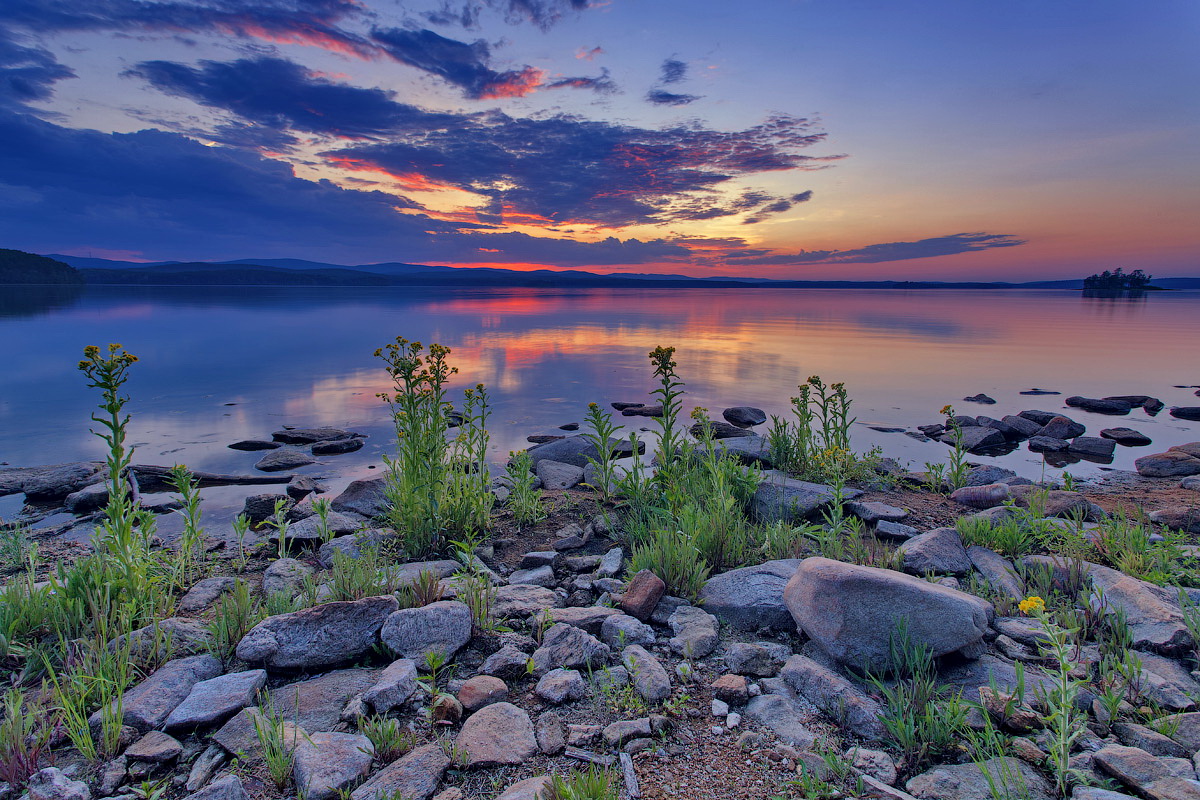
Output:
[[3, 285, 1199, 527]]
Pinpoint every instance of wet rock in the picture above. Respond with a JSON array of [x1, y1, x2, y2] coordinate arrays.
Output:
[[1108, 395, 1165, 414], [286, 475, 325, 500], [1001, 414, 1043, 439], [1067, 396, 1133, 415], [1029, 435, 1070, 453], [179, 577, 239, 613], [312, 437, 365, 455], [942, 426, 1007, 452], [113, 655, 222, 733], [238, 595, 397, 670], [1171, 408, 1200, 422], [254, 449, 317, 472], [899, 528, 972, 576], [779, 655, 885, 741], [725, 642, 791, 677], [526, 435, 642, 470], [350, 743, 448, 800], [165, 670, 266, 731], [667, 605, 719, 658], [293, 732, 374, 800], [623, 645, 671, 703], [23, 463, 103, 501], [745, 695, 814, 748], [330, 477, 389, 518], [976, 417, 1023, 441], [535, 459, 584, 491], [64, 482, 109, 514], [713, 436, 775, 467], [531, 624, 610, 675], [1038, 415, 1087, 439], [723, 407, 767, 427], [785, 557, 990, 673], [126, 730, 182, 763], [363, 659, 419, 715], [243, 493, 292, 523], [963, 393, 996, 405], [535, 669, 586, 705], [698, 559, 801, 632], [618, 569, 665, 621], [228, 439, 280, 451], [1070, 436, 1117, 459], [622, 404, 663, 417], [381, 601, 472, 663], [1149, 507, 1200, 535], [1102, 428, 1153, 446], [906, 757, 1053, 800], [273, 427, 357, 444], [262, 558, 314, 597], [690, 420, 756, 439], [456, 702, 538, 767]]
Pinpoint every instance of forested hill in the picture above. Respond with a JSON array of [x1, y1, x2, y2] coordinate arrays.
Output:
[[0, 250, 84, 285]]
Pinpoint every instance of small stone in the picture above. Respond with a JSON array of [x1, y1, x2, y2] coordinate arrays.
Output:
[[618, 570, 666, 621], [455, 702, 538, 767], [535, 712, 566, 755], [600, 614, 655, 648], [623, 645, 671, 703], [126, 731, 182, 763], [363, 659, 419, 715], [27, 769, 90, 800], [711, 674, 750, 705], [535, 669, 586, 705], [458, 675, 508, 712], [603, 718, 652, 746]]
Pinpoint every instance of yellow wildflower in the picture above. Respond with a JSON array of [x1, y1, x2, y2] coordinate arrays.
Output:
[[1018, 596, 1045, 615]]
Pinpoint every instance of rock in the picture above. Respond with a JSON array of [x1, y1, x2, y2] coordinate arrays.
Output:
[[495, 776, 552, 800], [711, 674, 749, 705], [27, 768, 91, 800], [1136, 652, 1200, 711], [363, 659, 419, 715], [745, 694, 814, 748], [1171, 408, 1200, 422], [525, 435, 642, 470], [623, 645, 671, 703], [22, 463, 103, 502], [99, 756, 127, 795], [262, 558, 314, 597], [1184, 476, 1200, 491], [597, 547, 623, 578], [779, 655, 885, 740], [1072, 790, 1140, 800], [351, 743, 449, 800], [1114, 723, 1187, 758], [650, 595, 689, 626], [963, 393, 997, 405], [967, 546, 1024, 600], [621, 404, 663, 417], [974, 417, 1022, 441], [898, 528, 972, 576], [285, 511, 363, 544], [603, 718, 651, 746], [535, 669, 586, 704], [242, 493, 291, 523], [725, 642, 791, 677], [519, 550, 559, 569], [331, 477, 389, 518], [380, 601, 472, 664], [165, 670, 266, 731], [942, 426, 1007, 452], [1102, 428, 1153, 446], [1093, 744, 1200, 798], [185, 774, 247, 800], [535, 711, 566, 755], [751, 473, 859, 522], [698, 559, 801, 632], [1010, 486, 1105, 521], [254, 449, 317, 472], [114, 655, 223, 732], [1002, 415, 1043, 438], [1149, 507, 1200, 535], [785, 558, 991, 673], [507, 565, 556, 588], [601, 614, 655, 648], [713, 436, 775, 467], [112, 617, 212, 662], [667, 605, 719, 658], [1070, 436, 1117, 459], [273, 427, 357, 444], [237, 596, 398, 669], [179, 577, 239, 613], [312, 437, 365, 455], [455, 702, 537, 767], [1137, 450, 1200, 478], [851, 747, 898, 786], [456, 675, 507, 711], [229, 439, 281, 451], [126, 730, 181, 762], [949, 483, 1011, 509], [1029, 435, 1070, 453], [547, 606, 622, 635], [874, 520, 920, 541], [690, 420, 757, 439], [1039, 415, 1087, 439], [846, 501, 908, 523], [491, 584, 561, 620], [531, 624, 610, 675], [551, 522, 590, 551], [535, 459, 584, 491], [1067, 396, 1133, 415], [286, 475, 325, 499], [723, 407, 767, 427], [317, 531, 386, 568], [214, 669, 377, 757], [618, 569, 666, 621], [906, 757, 1054, 800], [64, 482, 109, 514], [293, 732, 374, 800]]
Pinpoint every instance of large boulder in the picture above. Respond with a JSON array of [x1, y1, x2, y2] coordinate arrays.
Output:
[[898, 528, 972, 576], [784, 557, 991, 673], [236, 596, 398, 669], [723, 407, 767, 427], [525, 435, 641, 470], [380, 601, 473, 663], [1136, 451, 1200, 478], [331, 477, 389, 518], [751, 473, 860, 523], [698, 559, 802, 632]]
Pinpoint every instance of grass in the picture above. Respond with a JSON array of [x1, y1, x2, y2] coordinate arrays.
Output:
[[357, 715, 416, 764], [327, 546, 399, 601], [252, 692, 303, 791], [0, 687, 51, 787], [549, 766, 620, 800], [207, 579, 258, 664], [582, 402, 625, 503], [505, 448, 546, 529]]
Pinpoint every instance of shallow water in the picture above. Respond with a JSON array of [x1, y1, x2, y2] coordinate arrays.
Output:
[[2, 285, 1198, 526]]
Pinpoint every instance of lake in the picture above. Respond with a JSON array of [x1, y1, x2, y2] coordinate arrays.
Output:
[[3, 285, 1198, 527]]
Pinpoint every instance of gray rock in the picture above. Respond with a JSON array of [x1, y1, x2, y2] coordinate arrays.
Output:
[[535, 459, 584, 490], [966, 546, 1024, 600], [362, 659, 419, 715], [949, 483, 1011, 509], [380, 601, 472, 663], [667, 605, 719, 658], [1070, 436, 1117, 459], [112, 617, 212, 662], [785, 557, 991, 673], [1072, 790, 1139, 800], [165, 670, 266, 731], [185, 774, 247, 800], [899, 528, 972, 576], [846, 501, 908, 523], [262, 558, 314, 598], [455, 702, 538, 767], [1181, 476, 1200, 491], [1149, 507, 1200, 535], [179, 577, 239, 613], [331, 477, 390, 518], [779, 655, 885, 741], [723, 407, 767, 427], [23, 463, 103, 501], [1114, 723, 1187, 758], [1093, 744, 1199, 799], [597, 547, 623, 578], [519, 551, 559, 569], [186, 746, 225, 792], [874, 520, 919, 541], [496, 777, 553, 800], [481, 645, 532, 681], [943, 426, 1007, 452], [27, 768, 90, 800], [1067, 396, 1133, 415], [293, 732, 374, 800], [312, 437, 365, 455], [317, 531, 386, 568], [1029, 435, 1070, 453], [535, 669, 587, 704], [64, 482, 108, 514], [1136, 451, 1200, 478], [1039, 415, 1087, 440], [254, 450, 317, 472], [531, 624, 610, 675], [1101, 428, 1153, 447], [350, 743, 448, 800], [906, 757, 1054, 800], [526, 435, 641, 470], [724, 642, 791, 677], [623, 645, 671, 703], [508, 565, 556, 587], [491, 584, 561, 620], [126, 731, 182, 763], [1002, 415, 1043, 438], [603, 718, 651, 746], [237, 596, 398, 670], [600, 614, 655, 648], [535, 712, 566, 755], [546, 606, 622, 635], [242, 493, 292, 523], [750, 473, 860, 522], [285, 511, 362, 544], [114, 655, 222, 733], [274, 427, 358, 444], [744, 694, 815, 748], [698, 559, 802, 632], [714, 436, 775, 467]]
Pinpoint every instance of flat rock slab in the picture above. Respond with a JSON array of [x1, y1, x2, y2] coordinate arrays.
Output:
[[906, 757, 1054, 800], [237, 596, 398, 670], [254, 450, 318, 472], [331, 477, 389, 518], [780, 654, 885, 741], [351, 742, 449, 800], [117, 655, 223, 733], [165, 670, 267, 731], [455, 702, 538, 767], [745, 694, 815, 749], [273, 427, 359, 444], [293, 731, 374, 800], [698, 559, 802, 632], [380, 601, 472, 663]]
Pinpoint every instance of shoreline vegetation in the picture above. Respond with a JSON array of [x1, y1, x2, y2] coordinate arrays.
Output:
[[1, 340, 1199, 800], [3, 248, 1200, 290]]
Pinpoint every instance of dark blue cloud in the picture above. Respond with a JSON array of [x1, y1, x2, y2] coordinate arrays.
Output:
[[728, 232, 1026, 265], [742, 189, 813, 224], [369, 27, 547, 99], [545, 66, 616, 93], [646, 89, 700, 106], [0, 29, 74, 108], [660, 58, 687, 84], [421, 0, 595, 31], [126, 57, 458, 139]]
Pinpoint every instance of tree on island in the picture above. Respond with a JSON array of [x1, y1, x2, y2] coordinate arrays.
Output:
[[1082, 267, 1153, 293], [0, 249, 85, 285]]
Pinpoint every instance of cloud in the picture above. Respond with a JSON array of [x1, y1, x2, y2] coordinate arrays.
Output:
[[575, 45, 603, 61], [0, 29, 74, 108], [742, 189, 812, 225], [727, 232, 1026, 266], [646, 89, 700, 106], [369, 27, 551, 99], [545, 67, 616, 93], [659, 58, 686, 84], [419, 0, 597, 32], [126, 56, 458, 139], [1, 0, 374, 58]]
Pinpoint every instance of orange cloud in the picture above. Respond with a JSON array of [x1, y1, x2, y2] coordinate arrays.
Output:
[[477, 67, 546, 99]]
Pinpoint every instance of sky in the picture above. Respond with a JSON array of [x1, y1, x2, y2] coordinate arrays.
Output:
[[1, 0, 1197, 280]]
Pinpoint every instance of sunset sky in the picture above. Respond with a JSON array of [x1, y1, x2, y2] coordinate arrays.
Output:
[[1, 0, 1197, 280]]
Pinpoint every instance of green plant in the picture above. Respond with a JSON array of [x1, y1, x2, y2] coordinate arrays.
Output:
[[411, 569, 445, 607], [451, 554, 497, 631], [0, 687, 51, 787], [328, 547, 398, 601], [549, 766, 619, 800], [1024, 598, 1087, 796], [252, 693, 302, 791], [357, 715, 416, 763], [167, 464, 208, 591], [767, 376, 861, 483], [231, 514, 252, 573], [263, 590, 299, 617], [207, 580, 258, 664], [956, 514, 1039, 558], [582, 402, 625, 502], [0, 524, 30, 572], [629, 529, 710, 603], [937, 406, 972, 491], [264, 499, 293, 560], [505, 449, 546, 528], [647, 346, 686, 479], [963, 714, 1030, 800], [1092, 511, 1194, 586]]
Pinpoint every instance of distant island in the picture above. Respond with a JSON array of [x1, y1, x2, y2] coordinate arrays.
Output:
[[1082, 267, 1161, 295], [1, 249, 1198, 290]]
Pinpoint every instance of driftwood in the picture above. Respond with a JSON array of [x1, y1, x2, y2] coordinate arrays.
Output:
[[563, 746, 615, 767], [130, 465, 293, 493], [619, 752, 640, 798]]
